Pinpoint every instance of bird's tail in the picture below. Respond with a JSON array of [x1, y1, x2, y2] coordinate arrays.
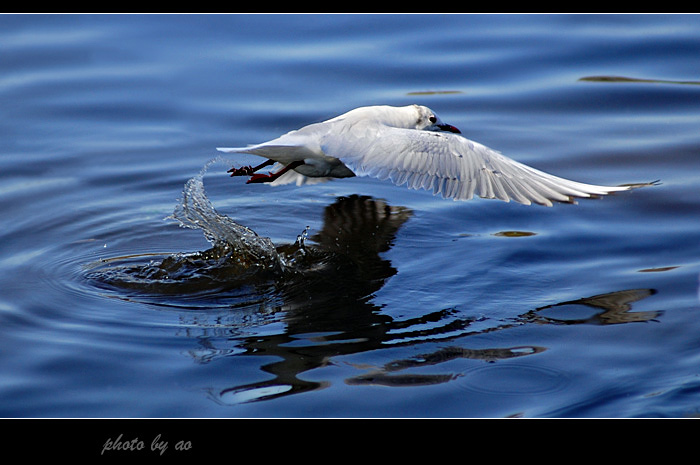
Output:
[[216, 147, 247, 153]]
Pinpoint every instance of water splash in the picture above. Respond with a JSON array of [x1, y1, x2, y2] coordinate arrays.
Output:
[[86, 158, 413, 311], [295, 225, 310, 249], [167, 158, 284, 274]]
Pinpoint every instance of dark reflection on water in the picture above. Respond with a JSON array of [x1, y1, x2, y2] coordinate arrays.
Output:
[[579, 75, 700, 86], [203, 288, 658, 404], [85, 167, 660, 404], [527, 289, 661, 325], [86, 163, 414, 311]]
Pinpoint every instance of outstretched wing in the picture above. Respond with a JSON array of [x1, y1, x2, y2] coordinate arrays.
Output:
[[321, 122, 630, 206]]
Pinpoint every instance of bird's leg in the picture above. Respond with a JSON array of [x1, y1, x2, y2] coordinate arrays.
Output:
[[228, 159, 275, 177], [247, 160, 305, 184]]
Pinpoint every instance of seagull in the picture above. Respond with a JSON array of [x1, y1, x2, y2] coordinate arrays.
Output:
[[217, 104, 638, 207]]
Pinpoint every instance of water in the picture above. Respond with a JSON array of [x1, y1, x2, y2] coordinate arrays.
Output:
[[1, 13, 700, 419]]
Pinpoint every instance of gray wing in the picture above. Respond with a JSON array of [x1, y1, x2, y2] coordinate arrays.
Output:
[[320, 123, 630, 206]]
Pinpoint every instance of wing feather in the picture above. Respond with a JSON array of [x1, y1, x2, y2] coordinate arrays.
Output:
[[321, 123, 629, 206]]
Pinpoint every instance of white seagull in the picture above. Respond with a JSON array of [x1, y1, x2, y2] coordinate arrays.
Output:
[[218, 104, 638, 207]]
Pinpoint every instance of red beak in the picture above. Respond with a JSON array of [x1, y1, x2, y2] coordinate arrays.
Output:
[[437, 123, 461, 134]]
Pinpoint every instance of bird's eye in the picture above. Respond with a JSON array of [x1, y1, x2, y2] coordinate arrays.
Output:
[[429, 116, 437, 123]]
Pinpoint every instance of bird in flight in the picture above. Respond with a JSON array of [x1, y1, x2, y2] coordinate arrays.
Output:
[[218, 104, 641, 207]]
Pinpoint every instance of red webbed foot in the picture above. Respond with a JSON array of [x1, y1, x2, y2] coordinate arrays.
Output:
[[246, 173, 276, 184]]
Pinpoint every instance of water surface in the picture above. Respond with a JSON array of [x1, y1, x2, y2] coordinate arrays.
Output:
[[1, 14, 700, 419]]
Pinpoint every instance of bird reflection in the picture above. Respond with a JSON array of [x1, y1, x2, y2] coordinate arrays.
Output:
[[86, 186, 661, 404], [188, 197, 659, 403], [272, 194, 413, 315]]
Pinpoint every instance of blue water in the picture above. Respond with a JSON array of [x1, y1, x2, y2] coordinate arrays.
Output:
[[1, 13, 700, 419]]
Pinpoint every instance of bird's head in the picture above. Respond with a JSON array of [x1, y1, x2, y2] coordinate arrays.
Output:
[[337, 104, 461, 134], [412, 104, 461, 134]]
